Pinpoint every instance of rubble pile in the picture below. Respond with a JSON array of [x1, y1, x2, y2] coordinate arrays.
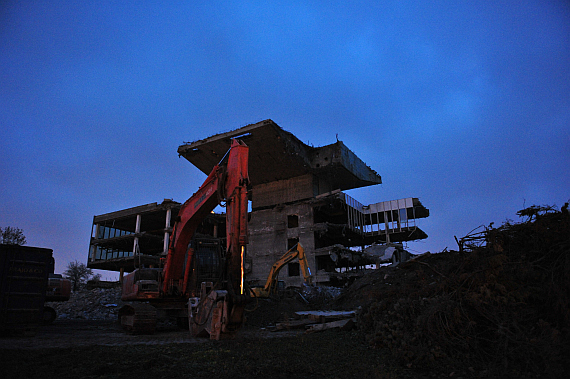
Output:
[[47, 285, 123, 321], [348, 204, 569, 378], [301, 285, 342, 303]]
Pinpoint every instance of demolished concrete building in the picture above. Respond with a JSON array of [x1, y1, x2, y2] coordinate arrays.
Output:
[[88, 119, 429, 287], [87, 200, 226, 278]]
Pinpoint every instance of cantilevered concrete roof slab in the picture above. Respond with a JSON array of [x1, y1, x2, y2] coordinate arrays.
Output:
[[177, 119, 382, 191]]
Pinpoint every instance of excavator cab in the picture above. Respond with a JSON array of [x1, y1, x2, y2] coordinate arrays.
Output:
[[121, 268, 161, 301], [192, 237, 224, 287], [122, 237, 224, 301]]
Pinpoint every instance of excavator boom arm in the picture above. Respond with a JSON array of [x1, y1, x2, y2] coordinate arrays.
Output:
[[162, 139, 249, 297], [262, 243, 312, 293]]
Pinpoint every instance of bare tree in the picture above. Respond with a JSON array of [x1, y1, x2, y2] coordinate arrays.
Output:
[[63, 260, 96, 291], [0, 226, 26, 245]]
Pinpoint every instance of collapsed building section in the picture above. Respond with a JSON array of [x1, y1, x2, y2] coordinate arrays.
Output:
[[178, 120, 428, 287], [88, 119, 429, 287]]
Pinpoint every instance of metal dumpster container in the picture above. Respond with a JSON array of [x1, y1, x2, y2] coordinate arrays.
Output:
[[0, 244, 53, 335]]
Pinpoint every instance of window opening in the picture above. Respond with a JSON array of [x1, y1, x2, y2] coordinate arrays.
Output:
[[288, 262, 300, 277], [287, 237, 299, 250], [287, 215, 299, 228]]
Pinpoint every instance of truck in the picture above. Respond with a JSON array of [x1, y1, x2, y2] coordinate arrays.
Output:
[[118, 139, 250, 339], [0, 244, 73, 333]]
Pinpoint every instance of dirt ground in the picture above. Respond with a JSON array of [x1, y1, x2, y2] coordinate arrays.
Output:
[[0, 319, 206, 349], [0, 298, 311, 350], [0, 306, 392, 379]]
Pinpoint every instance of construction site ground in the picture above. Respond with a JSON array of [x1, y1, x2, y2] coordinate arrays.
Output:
[[1, 205, 569, 378], [0, 299, 386, 379], [0, 298, 315, 350]]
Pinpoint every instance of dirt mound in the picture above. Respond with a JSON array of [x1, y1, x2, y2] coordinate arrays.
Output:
[[346, 204, 569, 378]]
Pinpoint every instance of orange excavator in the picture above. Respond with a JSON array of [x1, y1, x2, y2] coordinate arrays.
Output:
[[119, 139, 250, 339]]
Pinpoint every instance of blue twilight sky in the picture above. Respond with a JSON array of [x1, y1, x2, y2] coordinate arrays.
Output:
[[1, 1, 569, 277]]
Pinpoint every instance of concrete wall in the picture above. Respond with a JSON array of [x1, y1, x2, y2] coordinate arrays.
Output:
[[251, 174, 314, 209], [247, 201, 319, 288]]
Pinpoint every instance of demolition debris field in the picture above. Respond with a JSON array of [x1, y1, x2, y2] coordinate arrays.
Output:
[[1, 205, 569, 378]]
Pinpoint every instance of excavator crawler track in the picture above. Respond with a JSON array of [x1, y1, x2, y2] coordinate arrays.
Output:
[[118, 303, 157, 334]]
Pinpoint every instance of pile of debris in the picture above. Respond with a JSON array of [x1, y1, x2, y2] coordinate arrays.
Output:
[[272, 310, 356, 333], [348, 204, 569, 378], [300, 285, 343, 304], [47, 284, 122, 321]]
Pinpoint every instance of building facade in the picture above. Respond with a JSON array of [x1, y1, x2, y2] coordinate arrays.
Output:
[[88, 120, 429, 287]]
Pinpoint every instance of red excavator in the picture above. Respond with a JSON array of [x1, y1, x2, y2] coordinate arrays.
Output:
[[119, 139, 250, 339]]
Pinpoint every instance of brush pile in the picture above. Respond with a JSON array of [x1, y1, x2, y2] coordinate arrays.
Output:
[[355, 204, 569, 377]]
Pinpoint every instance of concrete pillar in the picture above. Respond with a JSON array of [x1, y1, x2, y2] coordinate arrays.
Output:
[[384, 211, 390, 243], [89, 224, 100, 262], [133, 214, 141, 256], [163, 208, 172, 256]]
